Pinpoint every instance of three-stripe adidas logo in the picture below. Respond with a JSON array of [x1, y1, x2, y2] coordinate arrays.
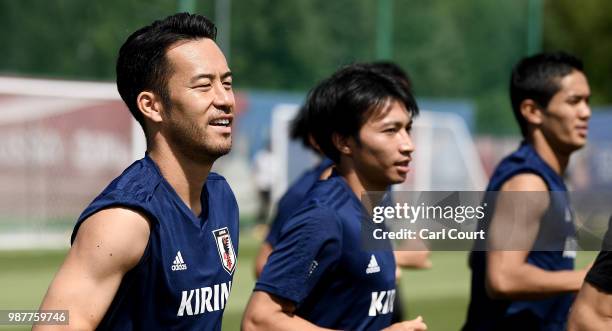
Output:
[[171, 251, 188, 271], [366, 254, 380, 274]]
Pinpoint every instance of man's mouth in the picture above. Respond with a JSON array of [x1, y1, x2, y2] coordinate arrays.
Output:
[[209, 118, 232, 127], [394, 160, 411, 173], [575, 124, 588, 137]]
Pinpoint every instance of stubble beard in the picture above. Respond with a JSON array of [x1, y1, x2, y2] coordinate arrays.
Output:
[[167, 119, 232, 164]]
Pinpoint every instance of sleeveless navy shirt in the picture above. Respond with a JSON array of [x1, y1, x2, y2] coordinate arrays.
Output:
[[463, 142, 576, 331], [71, 155, 239, 330]]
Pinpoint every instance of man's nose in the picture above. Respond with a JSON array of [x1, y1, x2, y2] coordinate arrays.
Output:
[[213, 83, 234, 113], [399, 131, 414, 154]]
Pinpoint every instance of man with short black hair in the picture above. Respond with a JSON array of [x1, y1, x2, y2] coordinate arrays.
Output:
[[463, 52, 592, 331], [36, 13, 238, 330], [242, 64, 427, 331], [254, 62, 429, 280]]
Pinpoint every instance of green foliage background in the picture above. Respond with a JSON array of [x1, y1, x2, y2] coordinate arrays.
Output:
[[1, 0, 610, 134]]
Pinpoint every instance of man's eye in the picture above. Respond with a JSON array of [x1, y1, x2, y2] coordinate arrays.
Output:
[[568, 97, 583, 105]]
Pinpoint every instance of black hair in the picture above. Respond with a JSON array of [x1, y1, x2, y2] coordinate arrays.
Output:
[[366, 61, 413, 92], [307, 63, 419, 163], [292, 62, 415, 153], [510, 51, 583, 137], [289, 105, 311, 148], [116, 13, 217, 132]]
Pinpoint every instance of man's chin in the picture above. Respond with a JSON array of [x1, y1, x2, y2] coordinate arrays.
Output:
[[553, 137, 585, 154], [568, 139, 587, 152], [186, 142, 232, 163], [207, 144, 232, 159], [387, 175, 407, 186]]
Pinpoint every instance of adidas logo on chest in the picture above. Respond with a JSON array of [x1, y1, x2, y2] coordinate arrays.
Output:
[[366, 254, 381, 274], [172, 251, 188, 271]]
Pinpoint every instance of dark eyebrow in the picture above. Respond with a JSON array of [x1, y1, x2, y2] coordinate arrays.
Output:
[[566, 93, 590, 101], [379, 121, 404, 128], [381, 118, 413, 126], [190, 71, 232, 84], [221, 71, 232, 80], [572, 93, 590, 98]]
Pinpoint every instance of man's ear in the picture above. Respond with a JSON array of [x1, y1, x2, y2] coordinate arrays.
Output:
[[520, 99, 543, 126], [136, 91, 164, 123], [332, 133, 352, 157], [307, 134, 323, 154]]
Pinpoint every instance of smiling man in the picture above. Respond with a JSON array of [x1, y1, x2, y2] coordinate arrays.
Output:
[[463, 52, 592, 331], [35, 13, 238, 330], [242, 64, 427, 331]]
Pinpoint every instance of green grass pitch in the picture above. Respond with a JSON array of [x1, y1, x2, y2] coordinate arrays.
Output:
[[0, 235, 596, 331]]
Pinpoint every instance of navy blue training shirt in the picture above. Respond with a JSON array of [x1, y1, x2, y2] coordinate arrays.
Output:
[[256, 172, 397, 330], [71, 155, 239, 330], [463, 142, 576, 331], [266, 158, 334, 247]]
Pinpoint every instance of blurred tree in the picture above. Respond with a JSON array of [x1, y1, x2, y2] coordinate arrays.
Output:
[[231, 0, 377, 90], [0, 0, 213, 81], [0, 0, 609, 135], [392, 0, 527, 135], [543, 0, 612, 105]]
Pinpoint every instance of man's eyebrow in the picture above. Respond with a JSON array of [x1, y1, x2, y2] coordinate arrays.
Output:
[[190, 71, 232, 83], [221, 71, 232, 79], [566, 92, 590, 99], [379, 119, 411, 127]]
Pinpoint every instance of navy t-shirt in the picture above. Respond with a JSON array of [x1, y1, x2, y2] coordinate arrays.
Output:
[[463, 142, 576, 331], [256, 172, 397, 330], [71, 155, 239, 330], [266, 158, 334, 247]]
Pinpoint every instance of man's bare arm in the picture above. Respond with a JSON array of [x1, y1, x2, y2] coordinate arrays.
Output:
[[486, 174, 587, 300], [254, 242, 273, 279], [34, 208, 151, 330], [568, 282, 612, 331], [394, 250, 432, 270], [241, 291, 427, 331], [242, 291, 337, 331]]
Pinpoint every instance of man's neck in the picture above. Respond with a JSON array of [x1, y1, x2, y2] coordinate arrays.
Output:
[[529, 132, 571, 176], [148, 141, 212, 217], [335, 161, 387, 199]]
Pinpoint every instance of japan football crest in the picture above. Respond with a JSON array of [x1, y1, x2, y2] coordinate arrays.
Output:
[[212, 227, 236, 275]]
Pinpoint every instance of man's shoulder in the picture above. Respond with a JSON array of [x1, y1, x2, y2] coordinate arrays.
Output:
[[72, 158, 162, 243], [286, 179, 356, 230], [284, 180, 345, 220], [102, 157, 164, 202], [306, 177, 351, 205], [72, 207, 152, 274], [275, 161, 334, 213], [489, 143, 564, 192], [499, 173, 548, 192]]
